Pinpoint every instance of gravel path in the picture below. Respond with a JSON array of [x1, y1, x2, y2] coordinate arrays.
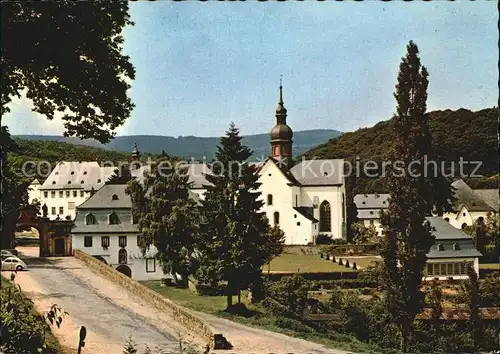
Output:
[[11, 247, 203, 354]]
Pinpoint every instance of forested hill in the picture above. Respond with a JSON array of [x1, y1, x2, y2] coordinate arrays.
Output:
[[302, 108, 498, 191], [15, 129, 341, 161]]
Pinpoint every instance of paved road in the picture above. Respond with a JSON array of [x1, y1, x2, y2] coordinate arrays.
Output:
[[10, 247, 201, 354]]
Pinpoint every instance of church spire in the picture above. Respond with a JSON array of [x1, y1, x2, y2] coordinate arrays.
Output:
[[131, 142, 140, 161], [275, 77, 287, 124], [270, 78, 293, 166]]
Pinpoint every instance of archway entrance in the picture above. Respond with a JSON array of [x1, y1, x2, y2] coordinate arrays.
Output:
[[116, 265, 132, 278]]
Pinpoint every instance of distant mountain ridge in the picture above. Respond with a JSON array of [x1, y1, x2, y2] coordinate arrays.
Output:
[[14, 129, 341, 160]]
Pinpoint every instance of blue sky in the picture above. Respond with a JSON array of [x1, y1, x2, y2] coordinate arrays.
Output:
[[5, 1, 497, 138]]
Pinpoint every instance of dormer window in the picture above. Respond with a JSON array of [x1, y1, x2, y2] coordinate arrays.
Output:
[[55, 172, 59, 175], [81, 180, 84, 184], [83, 171, 87, 175], [52, 181, 56, 185], [370, 211, 374, 215], [437, 243, 444, 251], [97, 179, 101, 183], [453, 243, 460, 251], [112, 194, 119, 201], [71, 171, 75, 175], [382, 201, 386, 204], [109, 212, 119, 225], [362, 201, 366, 205], [68, 181, 71, 184], [85, 213, 96, 225]]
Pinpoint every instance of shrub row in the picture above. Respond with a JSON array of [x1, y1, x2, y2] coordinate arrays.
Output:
[[266, 271, 359, 282]]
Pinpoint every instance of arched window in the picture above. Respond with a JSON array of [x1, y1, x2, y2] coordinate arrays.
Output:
[[444, 217, 450, 222], [85, 213, 96, 225], [109, 212, 119, 225], [461, 223, 467, 230], [437, 243, 444, 251], [273, 145, 279, 156], [112, 194, 119, 201], [267, 194, 273, 206], [319, 200, 331, 232], [273, 211, 280, 226], [453, 243, 460, 251], [118, 249, 127, 264]]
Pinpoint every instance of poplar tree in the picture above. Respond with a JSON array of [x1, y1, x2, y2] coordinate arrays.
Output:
[[379, 41, 452, 352], [197, 123, 284, 309]]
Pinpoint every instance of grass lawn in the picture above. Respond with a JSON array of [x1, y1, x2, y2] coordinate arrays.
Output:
[[480, 263, 500, 270], [265, 253, 357, 273], [142, 280, 376, 353], [341, 256, 380, 269]]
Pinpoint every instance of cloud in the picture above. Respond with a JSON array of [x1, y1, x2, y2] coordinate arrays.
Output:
[[3, 92, 66, 136]]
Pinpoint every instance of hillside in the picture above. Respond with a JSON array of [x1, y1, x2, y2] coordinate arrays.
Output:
[[302, 108, 498, 192], [15, 129, 341, 160]]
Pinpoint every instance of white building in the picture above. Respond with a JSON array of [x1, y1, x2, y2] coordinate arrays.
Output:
[[442, 179, 498, 229], [37, 161, 115, 220], [424, 216, 481, 281], [27, 178, 42, 204], [353, 193, 390, 236], [71, 184, 166, 281]]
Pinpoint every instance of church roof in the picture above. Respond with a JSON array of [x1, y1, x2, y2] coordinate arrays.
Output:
[[289, 159, 344, 186], [472, 189, 499, 211], [293, 207, 318, 222], [451, 179, 496, 212]]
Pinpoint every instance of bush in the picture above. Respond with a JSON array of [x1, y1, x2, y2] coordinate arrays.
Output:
[[316, 234, 333, 245], [265, 275, 310, 315], [273, 317, 313, 333]]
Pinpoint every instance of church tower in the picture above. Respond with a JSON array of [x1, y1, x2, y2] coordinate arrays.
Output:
[[131, 142, 140, 161], [270, 81, 293, 166]]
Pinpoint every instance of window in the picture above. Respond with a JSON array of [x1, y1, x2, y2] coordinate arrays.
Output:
[[369, 219, 375, 226], [67, 181, 72, 185], [132, 213, 138, 224], [267, 194, 273, 206], [437, 243, 444, 251], [59, 206, 64, 215], [461, 223, 467, 230], [68, 202, 75, 210], [84, 236, 93, 247], [51, 191, 56, 198], [454, 263, 460, 275], [83, 171, 87, 175], [319, 200, 331, 232], [85, 213, 96, 225], [460, 262, 466, 274], [444, 217, 450, 222], [453, 243, 460, 250], [73, 191, 77, 197], [427, 263, 434, 276], [80, 191, 85, 197], [52, 181, 56, 185], [297, 222, 301, 226], [97, 179, 101, 183], [81, 180, 84, 184], [66, 190, 70, 197], [109, 212, 120, 225], [137, 235, 141, 246], [101, 236, 110, 249], [51, 207, 56, 215], [273, 211, 280, 226], [119, 236, 127, 248], [118, 249, 127, 264], [295, 195, 298, 207], [462, 213, 466, 217], [112, 194, 119, 201], [59, 191, 64, 198], [440, 264, 446, 275], [447, 263, 453, 275], [146, 258, 156, 273], [44, 192, 48, 198]]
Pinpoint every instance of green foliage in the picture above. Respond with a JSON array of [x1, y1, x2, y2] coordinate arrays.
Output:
[[378, 41, 453, 352], [303, 107, 498, 194], [351, 222, 378, 244], [264, 275, 310, 316], [196, 123, 284, 308], [0, 275, 65, 354], [127, 158, 198, 286], [107, 163, 134, 185], [459, 264, 482, 349], [2, 1, 135, 143], [480, 271, 500, 307]]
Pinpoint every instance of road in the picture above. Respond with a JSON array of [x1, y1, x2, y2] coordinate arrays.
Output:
[[10, 247, 354, 354], [10, 247, 202, 354]]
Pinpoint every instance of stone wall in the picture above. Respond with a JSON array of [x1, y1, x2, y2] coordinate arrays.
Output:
[[74, 249, 227, 349]]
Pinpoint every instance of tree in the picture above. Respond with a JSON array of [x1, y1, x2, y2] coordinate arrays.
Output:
[[379, 41, 452, 352], [127, 159, 198, 286], [459, 264, 481, 350], [351, 221, 378, 244], [107, 164, 134, 185], [1, 1, 135, 143], [196, 123, 284, 309], [1, 127, 29, 248]]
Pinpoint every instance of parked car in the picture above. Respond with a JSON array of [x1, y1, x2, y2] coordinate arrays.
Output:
[[1, 250, 14, 261], [1, 256, 28, 271]]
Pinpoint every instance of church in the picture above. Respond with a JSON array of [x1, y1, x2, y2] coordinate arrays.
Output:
[[254, 84, 347, 245]]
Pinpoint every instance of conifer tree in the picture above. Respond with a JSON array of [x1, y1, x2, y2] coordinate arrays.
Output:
[[127, 158, 198, 286], [107, 164, 134, 185], [197, 123, 284, 309], [379, 41, 452, 352]]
